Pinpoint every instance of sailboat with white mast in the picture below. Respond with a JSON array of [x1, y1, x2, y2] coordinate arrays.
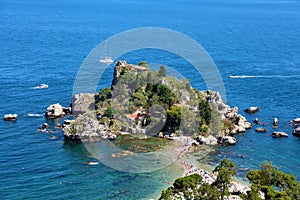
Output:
[[99, 41, 114, 64]]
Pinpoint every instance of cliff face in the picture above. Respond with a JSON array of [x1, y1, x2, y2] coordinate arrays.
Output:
[[111, 60, 149, 90], [64, 61, 252, 142]]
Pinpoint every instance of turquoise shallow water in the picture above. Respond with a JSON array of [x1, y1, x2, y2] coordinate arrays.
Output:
[[1, 0, 300, 199]]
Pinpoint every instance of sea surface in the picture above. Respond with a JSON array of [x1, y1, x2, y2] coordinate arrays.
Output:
[[1, 0, 300, 199]]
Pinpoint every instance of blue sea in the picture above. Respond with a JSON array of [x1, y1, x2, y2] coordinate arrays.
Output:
[[0, 0, 300, 199]]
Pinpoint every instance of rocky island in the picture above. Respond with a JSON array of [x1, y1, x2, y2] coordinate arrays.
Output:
[[59, 60, 254, 150]]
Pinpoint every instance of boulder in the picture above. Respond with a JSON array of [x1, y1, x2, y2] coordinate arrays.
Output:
[[237, 125, 246, 133], [62, 107, 72, 115], [256, 127, 267, 133], [292, 127, 300, 137], [197, 136, 207, 145], [108, 134, 117, 140], [292, 118, 300, 124], [63, 120, 73, 125], [192, 140, 200, 146], [273, 118, 279, 126], [41, 123, 48, 129], [230, 125, 238, 135], [158, 132, 164, 138], [64, 132, 81, 141], [45, 103, 65, 118], [254, 118, 261, 124], [207, 135, 218, 146], [55, 123, 62, 129], [270, 132, 288, 138], [225, 112, 238, 120], [220, 136, 237, 145], [3, 114, 18, 121], [244, 107, 260, 114], [232, 107, 239, 113], [218, 102, 230, 114], [196, 135, 218, 146], [244, 122, 253, 129]]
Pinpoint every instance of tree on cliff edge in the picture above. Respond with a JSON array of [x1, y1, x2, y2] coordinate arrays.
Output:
[[159, 65, 167, 77], [213, 158, 237, 200]]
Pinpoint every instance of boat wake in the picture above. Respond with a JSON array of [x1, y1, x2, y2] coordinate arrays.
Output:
[[82, 161, 99, 165], [27, 113, 43, 117], [228, 75, 263, 79], [228, 75, 300, 79]]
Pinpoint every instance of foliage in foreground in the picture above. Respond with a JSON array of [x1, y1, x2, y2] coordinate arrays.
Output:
[[160, 159, 300, 200], [160, 158, 236, 200], [241, 161, 300, 200]]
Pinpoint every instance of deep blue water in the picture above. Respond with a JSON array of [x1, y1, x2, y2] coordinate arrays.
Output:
[[1, 0, 300, 199]]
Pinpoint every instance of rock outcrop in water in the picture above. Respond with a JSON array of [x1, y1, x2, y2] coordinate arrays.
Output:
[[219, 136, 237, 145], [292, 118, 300, 124], [63, 115, 117, 142], [3, 114, 18, 121], [45, 103, 71, 118], [290, 118, 300, 137], [244, 107, 260, 114], [291, 118, 300, 128], [270, 131, 288, 138], [292, 127, 300, 137], [273, 117, 279, 126], [256, 127, 267, 133]]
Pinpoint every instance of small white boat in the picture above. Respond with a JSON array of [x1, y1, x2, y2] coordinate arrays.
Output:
[[99, 56, 114, 64], [99, 41, 114, 64], [34, 84, 48, 89], [82, 161, 99, 165]]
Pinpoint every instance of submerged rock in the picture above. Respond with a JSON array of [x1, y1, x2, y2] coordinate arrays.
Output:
[[244, 107, 260, 114], [256, 127, 267, 133], [50, 135, 56, 140], [55, 123, 62, 129]]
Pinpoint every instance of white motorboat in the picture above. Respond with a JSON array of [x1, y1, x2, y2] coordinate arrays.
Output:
[[100, 56, 114, 64]]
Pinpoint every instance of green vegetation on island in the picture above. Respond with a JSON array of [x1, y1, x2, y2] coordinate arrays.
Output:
[[65, 60, 253, 151], [95, 60, 214, 139]]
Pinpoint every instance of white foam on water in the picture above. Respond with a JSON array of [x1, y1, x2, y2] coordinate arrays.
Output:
[[228, 75, 300, 79], [32, 84, 49, 89], [27, 114, 43, 117]]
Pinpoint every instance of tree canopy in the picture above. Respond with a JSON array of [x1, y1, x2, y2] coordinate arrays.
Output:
[[245, 161, 300, 200], [212, 158, 237, 200], [159, 65, 167, 77]]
